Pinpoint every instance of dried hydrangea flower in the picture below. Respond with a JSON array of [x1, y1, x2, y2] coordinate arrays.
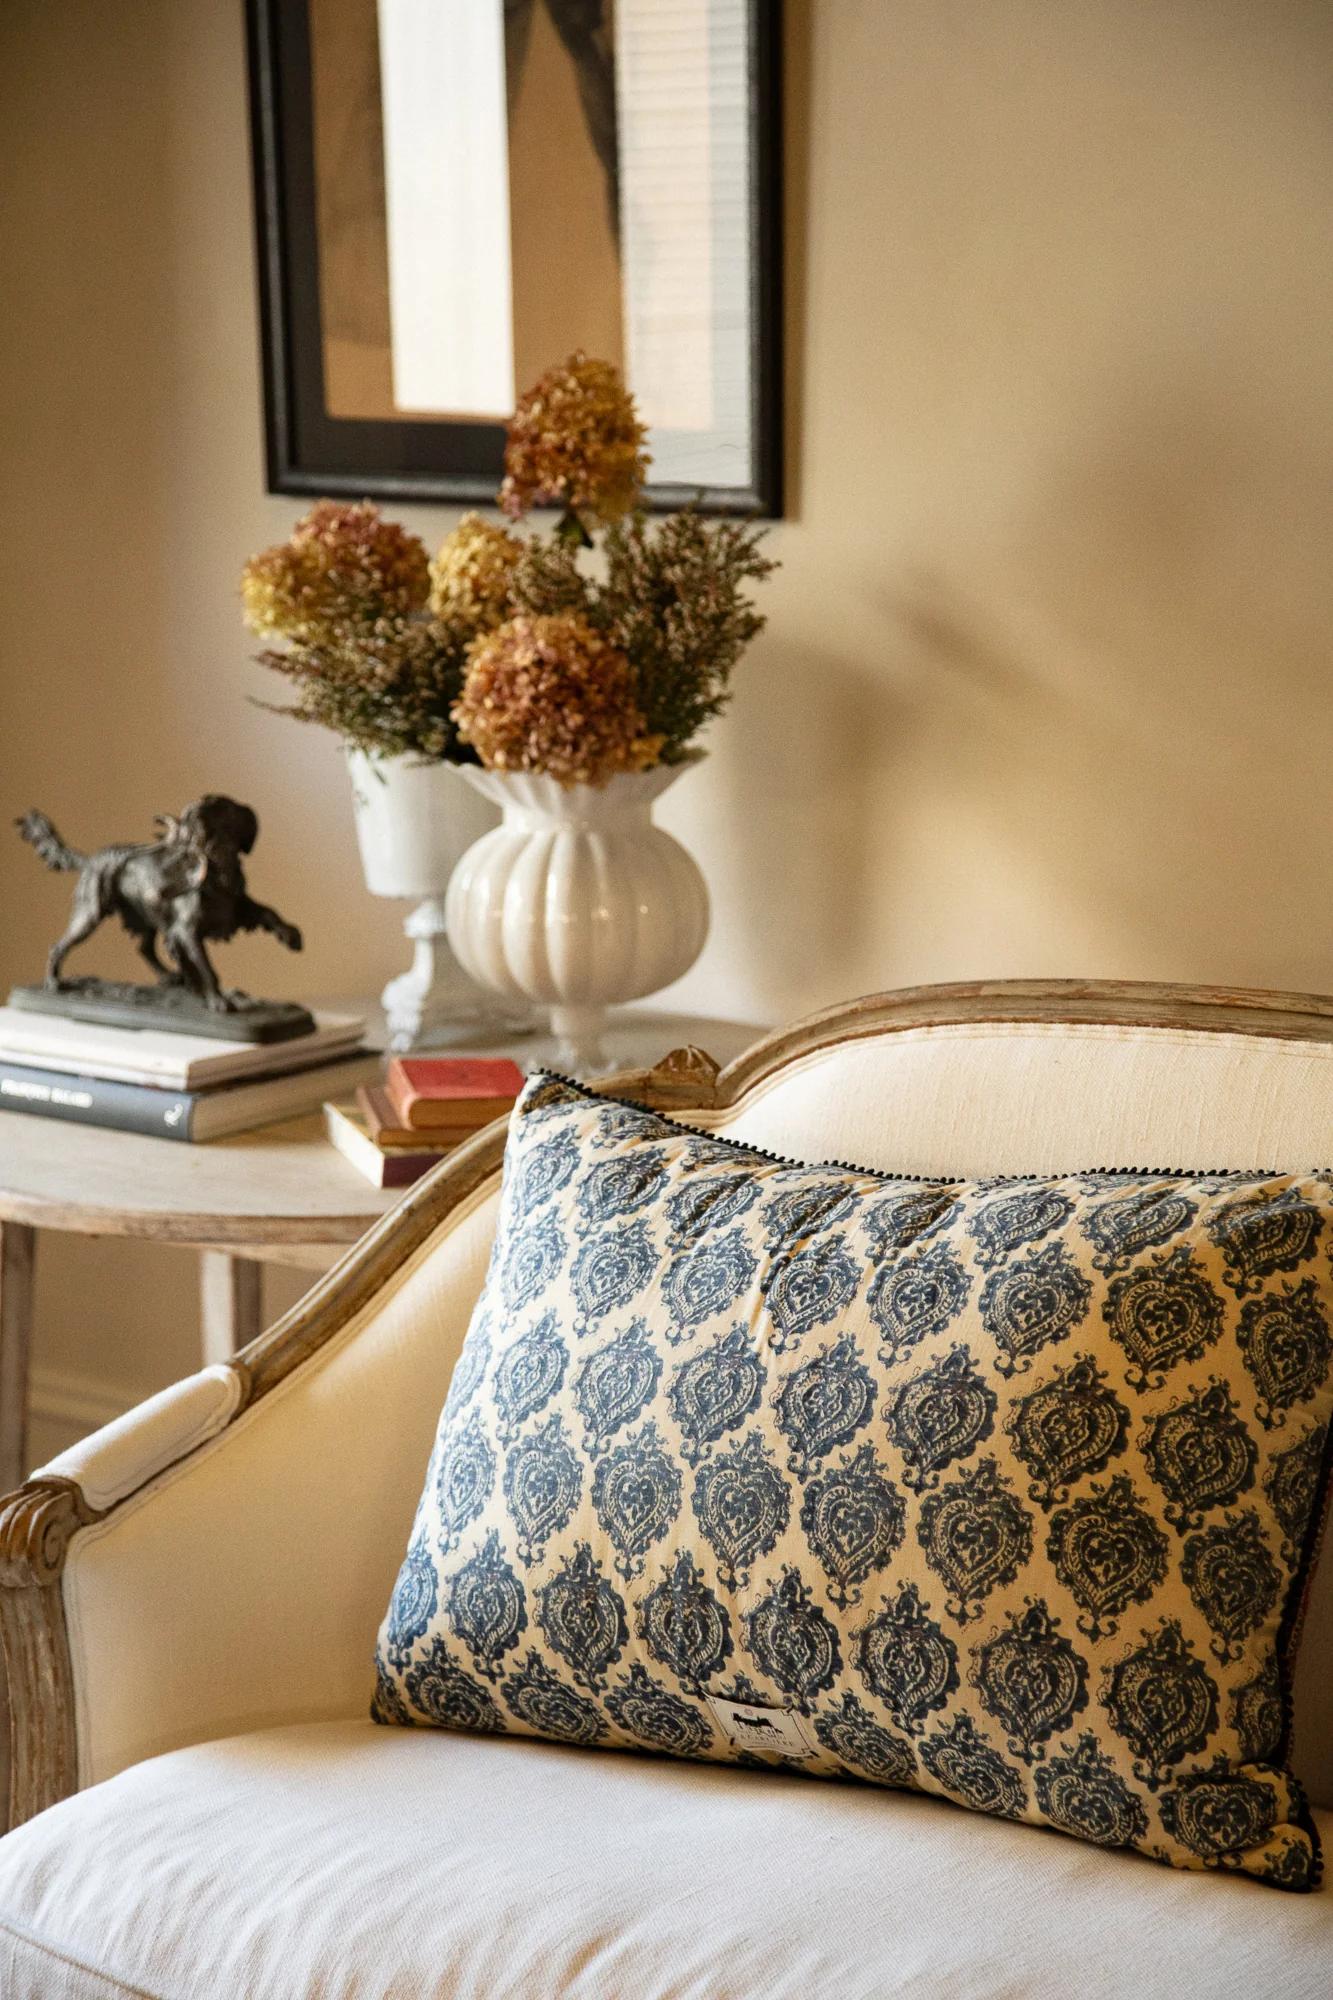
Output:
[[499, 352, 649, 537], [241, 501, 429, 646], [453, 613, 663, 787], [510, 507, 776, 763], [428, 513, 524, 634]]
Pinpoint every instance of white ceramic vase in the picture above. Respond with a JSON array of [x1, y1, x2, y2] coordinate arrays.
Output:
[[347, 750, 531, 1050], [444, 763, 711, 1074]]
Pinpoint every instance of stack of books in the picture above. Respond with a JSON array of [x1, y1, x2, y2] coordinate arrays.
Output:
[[0, 1007, 379, 1142], [324, 1056, 525, 1187]]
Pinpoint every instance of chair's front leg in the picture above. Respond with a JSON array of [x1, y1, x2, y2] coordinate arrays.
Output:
[[0, 1476, 99, 1831]]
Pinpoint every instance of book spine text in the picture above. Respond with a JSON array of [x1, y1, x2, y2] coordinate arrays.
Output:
[[0, 1062, 195, 1141]]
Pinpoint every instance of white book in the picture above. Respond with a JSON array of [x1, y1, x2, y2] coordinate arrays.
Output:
[[0, 1007, 366, 1090], [190, 1053, 384, 1140]]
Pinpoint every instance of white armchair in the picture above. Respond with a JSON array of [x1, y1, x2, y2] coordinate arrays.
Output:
[[1, 983, 1331, 1999]]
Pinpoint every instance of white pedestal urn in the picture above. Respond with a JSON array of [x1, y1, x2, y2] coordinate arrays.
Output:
[[347, 750, 532, 1051], [444, 763, 711, 1075]]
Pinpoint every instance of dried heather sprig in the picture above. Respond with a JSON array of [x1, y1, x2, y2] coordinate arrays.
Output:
[[429, 513, 525, 635], [241, 501, 430, 646], [506, 533, 592, 621], [593, 510, 776, 761], [499, 352, 649, 534], [453, 613, 662, 787], [255, 620, 475, 763]]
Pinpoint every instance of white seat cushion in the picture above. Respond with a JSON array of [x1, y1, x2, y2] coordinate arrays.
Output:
[[0, 1722, 1329, 2000]]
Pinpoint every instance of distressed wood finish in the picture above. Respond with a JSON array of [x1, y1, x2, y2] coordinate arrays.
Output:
[[0, 1478, 101, 1830], [0, 1110, 397, 1246], [5, 981, 1333, 1834]]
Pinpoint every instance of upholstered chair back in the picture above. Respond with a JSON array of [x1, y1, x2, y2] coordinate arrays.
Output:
[[709, 1017, 1333, 1179]]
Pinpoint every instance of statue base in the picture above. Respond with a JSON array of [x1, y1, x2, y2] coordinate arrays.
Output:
[[7, 979, 317, 1045]]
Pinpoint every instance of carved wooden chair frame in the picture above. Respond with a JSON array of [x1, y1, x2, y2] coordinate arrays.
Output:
[[4, 977, 1333, 1832]]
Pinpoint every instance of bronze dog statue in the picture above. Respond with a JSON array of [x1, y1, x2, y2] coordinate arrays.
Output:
[[16, 795, 302, 1012]]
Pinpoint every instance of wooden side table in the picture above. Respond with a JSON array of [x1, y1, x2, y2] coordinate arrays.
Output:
[[0, 1112, 396, 1491], [0, 1009, 762, 1491]]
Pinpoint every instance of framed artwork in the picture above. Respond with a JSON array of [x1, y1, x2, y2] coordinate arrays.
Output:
[[246, 0, 783, 515]]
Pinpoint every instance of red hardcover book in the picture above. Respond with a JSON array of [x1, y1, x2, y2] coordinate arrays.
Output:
[[385, 1056, 526, 1132]]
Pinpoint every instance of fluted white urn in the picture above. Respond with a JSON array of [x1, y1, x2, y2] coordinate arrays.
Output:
[[445, 763, 710, 1074]]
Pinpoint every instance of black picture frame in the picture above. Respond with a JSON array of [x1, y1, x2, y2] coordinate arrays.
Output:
[[245, 0, 783, 517]]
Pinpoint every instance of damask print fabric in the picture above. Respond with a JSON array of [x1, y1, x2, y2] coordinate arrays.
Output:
[[373, 1075, 1333, 1888]]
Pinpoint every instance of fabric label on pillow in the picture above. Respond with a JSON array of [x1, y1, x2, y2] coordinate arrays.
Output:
[[706, 1695, 818, 1758], [373, 1074, 1333, 1889]]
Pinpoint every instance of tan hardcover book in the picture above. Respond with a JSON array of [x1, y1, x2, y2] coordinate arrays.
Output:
[[323, 1101, 454, 1189], [358, 1084, 433, 1150]]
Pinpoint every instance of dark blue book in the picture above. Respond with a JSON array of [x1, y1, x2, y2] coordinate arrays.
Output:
[[0, 1050, 379, 1142]]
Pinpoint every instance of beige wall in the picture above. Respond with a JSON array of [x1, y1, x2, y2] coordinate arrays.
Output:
[[2, 0, 1332, 1443]]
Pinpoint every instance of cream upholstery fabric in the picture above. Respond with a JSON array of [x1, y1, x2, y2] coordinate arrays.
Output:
[[36, 1365, 242, 1509], [60, 1187, 499, 1788], [708, 1023, 1333, 1177], [46, 1016, 1333, 1819], [0, 1722, 1329, 2000]]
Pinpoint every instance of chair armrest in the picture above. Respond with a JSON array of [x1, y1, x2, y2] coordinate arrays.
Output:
[[35, 1367, 244, 1508], [0, 1367, 247, 1829], [0, 1140, 506, 1830]]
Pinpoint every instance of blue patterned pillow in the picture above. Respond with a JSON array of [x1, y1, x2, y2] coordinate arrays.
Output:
[[374, 1074, 1333, 1889]]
